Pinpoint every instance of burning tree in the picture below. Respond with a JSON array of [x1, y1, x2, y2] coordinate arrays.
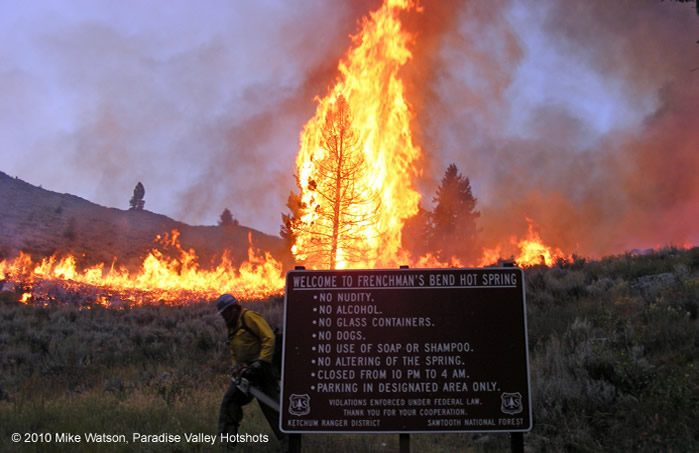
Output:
[[287, 95, 380, 269], [428, 164, 480, 263], [129, 182, 145, 211]]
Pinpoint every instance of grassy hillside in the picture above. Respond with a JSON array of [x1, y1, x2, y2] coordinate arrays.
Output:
[[0, 171, 292, 272], [0, 247, 697, 452]]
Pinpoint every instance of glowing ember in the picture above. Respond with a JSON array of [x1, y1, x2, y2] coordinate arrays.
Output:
[[0, 230, 284, 305], [292, 0, 422, 269]]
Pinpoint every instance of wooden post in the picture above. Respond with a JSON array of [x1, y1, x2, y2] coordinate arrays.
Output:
[[289, 266, 305, 452], [400, 433, 410, 453], [288, 434, 302, 453], [510, 432, 523, 453]]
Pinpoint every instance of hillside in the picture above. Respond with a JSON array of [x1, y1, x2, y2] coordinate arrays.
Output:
[[0, 171, 293, 272], [0, 248, 697, 451]]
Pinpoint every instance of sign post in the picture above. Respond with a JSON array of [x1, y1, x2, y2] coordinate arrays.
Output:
[[280, 267, 532, 439]]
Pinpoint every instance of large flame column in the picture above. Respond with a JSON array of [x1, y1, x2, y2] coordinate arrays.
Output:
[[293, 0, 423, 269]]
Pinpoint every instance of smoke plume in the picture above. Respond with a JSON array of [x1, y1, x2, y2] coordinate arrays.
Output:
[[1, 0, 696, 257], [410, 0, 698, 256]]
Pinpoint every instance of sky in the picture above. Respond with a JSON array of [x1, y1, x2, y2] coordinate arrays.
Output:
[[1, 0, 697, 255]]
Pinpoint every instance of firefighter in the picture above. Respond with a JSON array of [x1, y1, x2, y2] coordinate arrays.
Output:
[[216, 293, 284, 449]]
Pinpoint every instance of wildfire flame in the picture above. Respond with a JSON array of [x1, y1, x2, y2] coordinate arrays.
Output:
[[291, 0, 573, 271], [1, 1, 580, 308], [293, 0, 422, 269], [0, 230, 284, 306], [515, 220, 569, 266], [478, 218, 570, 267]]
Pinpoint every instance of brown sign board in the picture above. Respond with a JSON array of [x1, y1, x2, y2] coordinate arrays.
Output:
[[279, 268, 532, 433]]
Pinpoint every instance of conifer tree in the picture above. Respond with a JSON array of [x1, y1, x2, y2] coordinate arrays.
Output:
[[129, 182, 145, 211], [428, 164, 480, 262], [282, 95, 379, 269], [218, 208, 238, 227]]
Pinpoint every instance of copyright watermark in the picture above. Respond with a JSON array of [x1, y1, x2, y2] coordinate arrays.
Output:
[[10, 432, 270, 445]]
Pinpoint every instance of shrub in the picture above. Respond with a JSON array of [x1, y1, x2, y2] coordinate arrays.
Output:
[[1, 248, 697, 451]]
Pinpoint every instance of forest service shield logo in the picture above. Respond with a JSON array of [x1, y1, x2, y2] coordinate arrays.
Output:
[[288, 394, 311, 416], [500, 392, 523, 415]]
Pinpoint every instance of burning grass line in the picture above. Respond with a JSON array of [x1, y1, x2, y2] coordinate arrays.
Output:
[[0, 231, 286, 307]]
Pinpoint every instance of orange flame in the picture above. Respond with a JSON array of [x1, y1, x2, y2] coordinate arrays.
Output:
[[0, 230, 284, 306], [0, 1, 581, 299], [293, 0, 422, 269], [290, 0, 579, 271], [477, 218, 570, 267], [515, 220, 568, 266]]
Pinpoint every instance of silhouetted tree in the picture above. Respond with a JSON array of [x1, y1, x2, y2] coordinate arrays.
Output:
[[218, 208, 238, 227], [428, 164, 480, 262], [285, 95, 380, 269], [129, 182, 145, 211], [401, 204, 431, 258]]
